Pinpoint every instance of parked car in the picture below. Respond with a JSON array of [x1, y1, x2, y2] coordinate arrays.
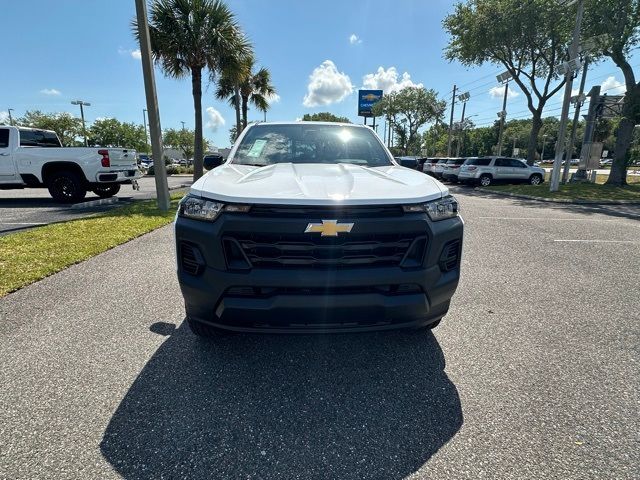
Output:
[[395, 156, 423, 170], [458, 156, 545, 186], [175, 122, 463, 336], [433, 158, 450, 179], [422, 158, 436, 174], [441, 158, 467, 183], [0, 126, 141, 202], [600, 159, 613, 167]]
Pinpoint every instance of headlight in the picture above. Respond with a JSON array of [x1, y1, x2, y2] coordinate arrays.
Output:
[[177, 195, 251, 221], [178, 195, 225, 221], [403, 196, 459, 221]]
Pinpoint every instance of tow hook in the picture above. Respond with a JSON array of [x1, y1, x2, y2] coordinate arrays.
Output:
[[132, 179, 140, 191]]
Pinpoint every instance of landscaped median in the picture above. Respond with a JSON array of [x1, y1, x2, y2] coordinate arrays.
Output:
[[0, 194, 183, 298], [483, 175, 640, 203]]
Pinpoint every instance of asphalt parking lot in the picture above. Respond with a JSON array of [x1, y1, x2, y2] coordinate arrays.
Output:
[[0, 191, 638, 479], [0, 176, 192, 234]]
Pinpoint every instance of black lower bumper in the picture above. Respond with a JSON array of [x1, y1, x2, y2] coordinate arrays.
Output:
[[176, 211, 463, 333]]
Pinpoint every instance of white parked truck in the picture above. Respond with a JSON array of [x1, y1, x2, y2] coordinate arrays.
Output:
[[0, 126, 141, 202]]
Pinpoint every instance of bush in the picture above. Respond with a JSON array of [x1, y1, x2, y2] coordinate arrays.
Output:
[[145, 165, 192, 176]]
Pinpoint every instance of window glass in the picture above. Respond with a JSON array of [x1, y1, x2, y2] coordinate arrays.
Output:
[[41, 131, 61, 147], [466, 158, 491, 166], [508, 159, 526, 168], [232, 124, 392, 167], [495, 158, 510, 167], [0, 129, 9, 148]]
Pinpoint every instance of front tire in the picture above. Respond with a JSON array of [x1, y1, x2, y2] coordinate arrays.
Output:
[[47, 171, 87, 203], [479, 174, 492, 187], [529, 173, 543, 185], [92, 184, 121, 198]]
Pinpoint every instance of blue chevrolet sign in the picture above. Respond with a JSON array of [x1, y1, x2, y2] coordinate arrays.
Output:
[[358, 89, 383, 117]]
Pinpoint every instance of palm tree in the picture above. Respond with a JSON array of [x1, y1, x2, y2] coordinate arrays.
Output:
[[216, 54, 276, 139], [137, 0, 249, 180]]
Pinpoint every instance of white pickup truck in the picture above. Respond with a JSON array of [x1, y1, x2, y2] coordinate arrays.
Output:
[[0, 126, 141, 202]]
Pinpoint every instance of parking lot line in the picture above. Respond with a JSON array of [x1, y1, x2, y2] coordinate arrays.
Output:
[[553, 239, 639, 244], [477, 216, 637, 223]]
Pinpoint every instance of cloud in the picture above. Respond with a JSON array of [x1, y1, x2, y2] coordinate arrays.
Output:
[[205, 107, 225, 132], [40, 88, 61, 96], [488, 85, 519, 99], [362, 66, 423, 94], [303, 60, 353, 107], [118, 46, 141, 60], [349, 34, 362, 45], [600, 76, 626, 95], [266, 92, 280, 104]]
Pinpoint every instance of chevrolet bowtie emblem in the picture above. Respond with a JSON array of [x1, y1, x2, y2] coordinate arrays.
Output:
[[304, 219, 354, 237]]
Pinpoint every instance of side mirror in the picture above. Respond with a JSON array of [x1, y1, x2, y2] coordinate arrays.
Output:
[[398, 158, 418, 169], [203, 154, 224, 170]]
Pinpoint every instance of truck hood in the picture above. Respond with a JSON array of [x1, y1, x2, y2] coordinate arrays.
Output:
[[190, 163, 448, 205]]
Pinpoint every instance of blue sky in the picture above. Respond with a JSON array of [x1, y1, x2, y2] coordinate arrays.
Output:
[[1, 0, 634, 148]]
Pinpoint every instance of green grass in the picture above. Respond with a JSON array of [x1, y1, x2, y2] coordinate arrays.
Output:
[[0, 195, 183, 297], [484, 181, 640, 201]]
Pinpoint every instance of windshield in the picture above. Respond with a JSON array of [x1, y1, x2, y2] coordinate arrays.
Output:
[[231, 124, 393, 167]]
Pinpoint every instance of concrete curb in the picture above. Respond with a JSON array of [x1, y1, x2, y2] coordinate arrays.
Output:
[[477, 188, 640, 205], [168, 183, 191, 190], [71, 197, 119, 209]]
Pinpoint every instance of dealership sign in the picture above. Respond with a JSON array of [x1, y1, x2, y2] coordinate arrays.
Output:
[[358, 89, 383, 117]]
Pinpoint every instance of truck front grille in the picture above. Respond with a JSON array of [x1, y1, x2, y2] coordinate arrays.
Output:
[[227, 233, 424, 269]]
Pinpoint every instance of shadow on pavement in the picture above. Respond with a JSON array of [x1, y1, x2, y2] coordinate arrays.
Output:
[[101, 323, 462, 479]]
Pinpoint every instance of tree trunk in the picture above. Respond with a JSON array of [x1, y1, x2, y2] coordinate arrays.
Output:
[[234, 86, 242, 139], [606, 83, 638, 186], [526, 113, 543, 165], [192, 67, 204, 181], [241, 95, 248, 129]]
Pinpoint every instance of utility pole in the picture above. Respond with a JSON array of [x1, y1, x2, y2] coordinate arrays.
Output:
[[447, 85, 457, 156], [142, 108, 148, 148], [562, 55, 589, 183], [71, 100, 91, 146], [135, 0, 170, 211], [495, 71, 512, 156], [541, 134, 548, 161], [512, 137, 517, 156], [7, 109, 14, 126], [455, 94, 468, 157], [550, 0, 585, 192]]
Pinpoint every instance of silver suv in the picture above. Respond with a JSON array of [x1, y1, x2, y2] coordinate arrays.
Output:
[[458, 156, 545, 186]]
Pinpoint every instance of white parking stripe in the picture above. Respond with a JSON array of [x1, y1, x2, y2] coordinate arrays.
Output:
[[478, 216, 638, 223], [554, 239, 639, 244]]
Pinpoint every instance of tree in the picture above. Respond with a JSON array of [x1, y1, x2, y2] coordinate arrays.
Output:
[[444, 0, 575, 164], [584, 0, 639, 185], [372, 87, 446, 155], [164, 128, 208, 159], [301, 112, 351, 123], [89, 118, 148, 151], [139, 0, 249, 181], [16, 110, 82, 146], [216, 53, 276, 136]]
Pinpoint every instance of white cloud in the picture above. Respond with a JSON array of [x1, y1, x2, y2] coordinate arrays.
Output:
[[600, 76, 626, 95], [0, 111, 9, 124], [118, 46, 141, 60], [40, 88, 61, 96], [303, 60, 353, 107], [349, 34, 362, 45], [488, 85, 519, 99], [362, 66, 422, 94], [205, 107, 225, 132], [266, 92, 280, 104]]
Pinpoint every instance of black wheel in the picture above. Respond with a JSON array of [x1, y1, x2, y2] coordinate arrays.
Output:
[[529, 173, 543, 185], [479, 174, 492, 187], [47, 171, 87, 203], [92, 184, 121, 198], [187, 316, 228, 338]]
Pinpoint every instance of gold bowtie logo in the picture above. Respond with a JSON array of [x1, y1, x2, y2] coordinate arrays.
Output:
[[304, 219, 354, 237]]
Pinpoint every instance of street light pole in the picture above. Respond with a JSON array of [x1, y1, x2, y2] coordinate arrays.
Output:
[[562, 54, 590, 183], [180, 121, 186, 130], [135, 0, 170, 211], [512, 137, 517, 156], [541, 134, 548, 161], [550, 0, 585, 192], [497, 81, 509, 155], [71, 100, 91, 146], [7, 109, 14, 126]]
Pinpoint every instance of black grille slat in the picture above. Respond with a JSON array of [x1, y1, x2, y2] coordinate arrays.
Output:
[[230, 233, 420, 269], [180, 242, 204, 275], [439, 241, 461, 272]]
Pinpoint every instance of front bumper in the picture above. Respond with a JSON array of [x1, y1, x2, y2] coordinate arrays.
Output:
[[175, 210, 463, 333]]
